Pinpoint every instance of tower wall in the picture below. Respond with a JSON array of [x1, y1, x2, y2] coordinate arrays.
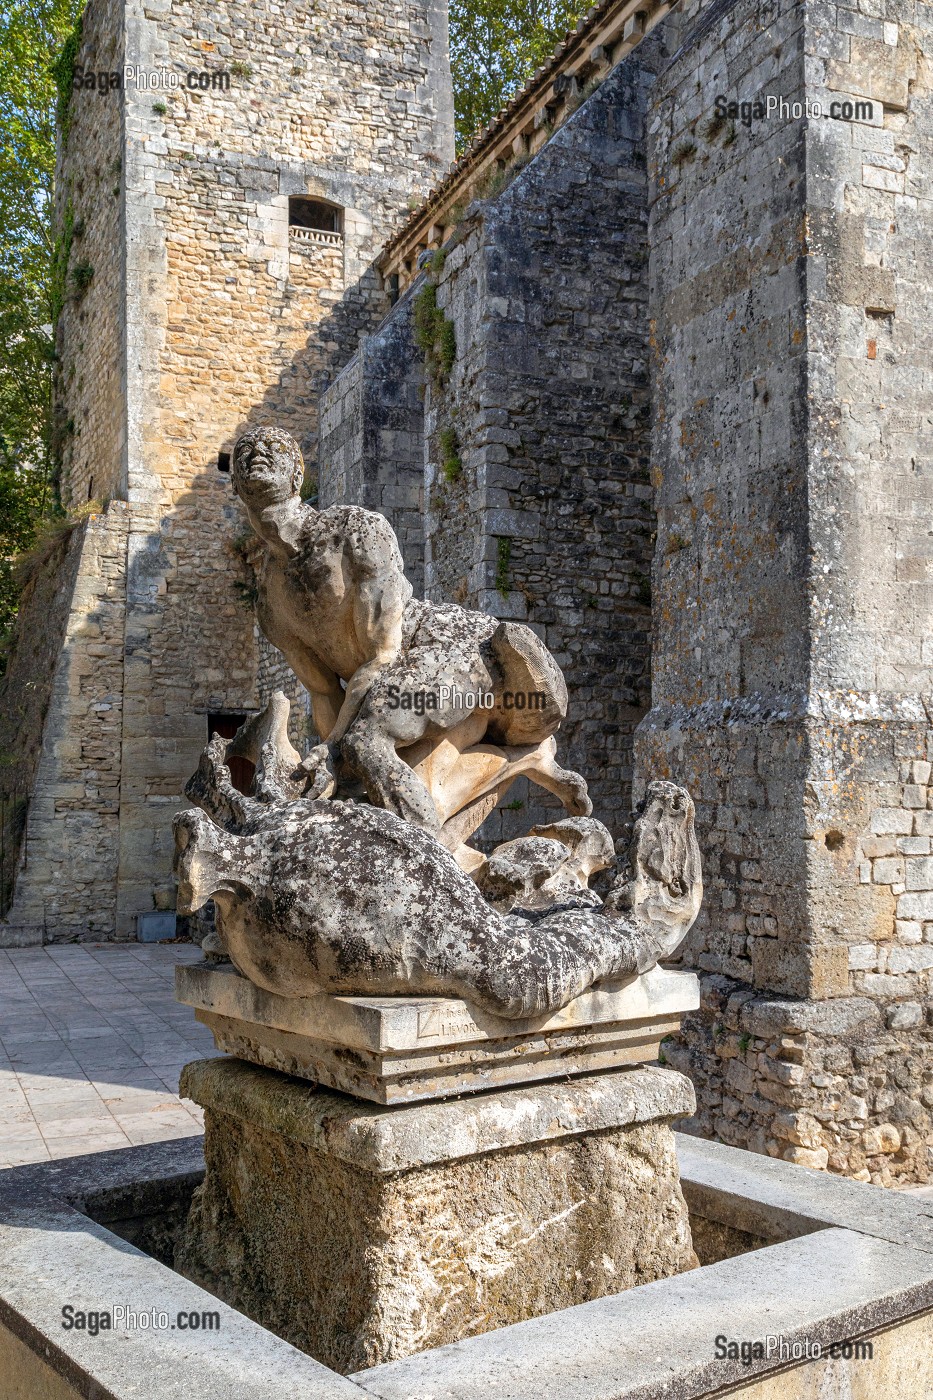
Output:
[[54, 0, 128, 509], [641, 0, 933, 1183], [3, 0, 453, 942]]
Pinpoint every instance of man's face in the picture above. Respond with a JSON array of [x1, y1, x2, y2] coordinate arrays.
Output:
[[232, 427, 304, 505]]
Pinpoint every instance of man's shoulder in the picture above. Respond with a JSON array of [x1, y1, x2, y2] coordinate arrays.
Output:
[[315, 505, 401, 562]]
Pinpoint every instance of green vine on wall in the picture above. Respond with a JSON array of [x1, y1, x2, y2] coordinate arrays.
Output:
[[415, 249, 455, 383], [70, 259, 93, 298], [50, 197, 75, 324], [414, 249, 465, 502], [413, 278, 456, 391], [50, 13, 84, 146], [50, 196, 92, 321], [439, 426, 462, 482]]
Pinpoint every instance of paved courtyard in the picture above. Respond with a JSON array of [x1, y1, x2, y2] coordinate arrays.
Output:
[[0, 942, 220, 1169]]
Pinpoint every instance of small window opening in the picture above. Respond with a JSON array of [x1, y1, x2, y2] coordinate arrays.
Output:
[[288, 197, 342, 233], [217, 451, 231, 473], [87, 476, 95, 501], [208, 712, 255, 795]]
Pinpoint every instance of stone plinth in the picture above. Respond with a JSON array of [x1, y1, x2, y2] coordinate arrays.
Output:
[[176, 961, 699, 1104], [177, 1057, 697, 1374]]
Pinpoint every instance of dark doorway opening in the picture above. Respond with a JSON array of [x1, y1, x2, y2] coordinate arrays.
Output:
[[207, 713, 255, 795]]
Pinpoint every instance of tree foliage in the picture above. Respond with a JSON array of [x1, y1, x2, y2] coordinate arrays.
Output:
[[0, 0, 84, 665], [449, 0, 593, 152]]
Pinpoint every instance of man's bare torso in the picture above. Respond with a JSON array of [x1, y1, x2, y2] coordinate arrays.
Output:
[[257, 503, 413, 685]]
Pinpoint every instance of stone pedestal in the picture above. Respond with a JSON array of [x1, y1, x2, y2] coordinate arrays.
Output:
[[176, 960, 699, 1104], [178, 1057, 697, 1373]]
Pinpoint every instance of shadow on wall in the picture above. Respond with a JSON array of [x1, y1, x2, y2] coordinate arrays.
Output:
[[0, 523, 90, 923]]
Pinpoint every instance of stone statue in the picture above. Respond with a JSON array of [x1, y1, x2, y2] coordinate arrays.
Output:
[[173, 425, 703, 1020], [174, 702, 702, 1019], [231, 426, 590, 870]]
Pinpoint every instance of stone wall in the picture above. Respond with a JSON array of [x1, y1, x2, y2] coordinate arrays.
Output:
[[318, 296, 426, 596], [319, 47, 662, 845], [643, 0, 933, 1182], [3, 0, 455, 941], [672, 972, 933, 1186], [112, 0, 454, 934], [2, 508, 129, 943], [425, 49, 661, 843], [0, 521, 89, 939], [54, 0, 127, 509]]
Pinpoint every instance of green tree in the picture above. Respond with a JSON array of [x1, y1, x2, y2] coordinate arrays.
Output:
[[0, 0, 84, 666], [449, 0, 593, 152]]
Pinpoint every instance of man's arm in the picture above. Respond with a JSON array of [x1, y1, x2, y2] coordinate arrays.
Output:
[[270, 628, 345, 742]]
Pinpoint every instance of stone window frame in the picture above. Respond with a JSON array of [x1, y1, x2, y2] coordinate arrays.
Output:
[[287, 196, 344, 247]]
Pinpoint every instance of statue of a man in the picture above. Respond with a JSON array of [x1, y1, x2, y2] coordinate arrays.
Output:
[[232, 426, 589, 864]]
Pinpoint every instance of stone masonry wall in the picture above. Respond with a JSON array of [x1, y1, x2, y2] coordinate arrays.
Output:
[[0, 522, 88, 939], [318, 296, 426, 596], [644, 0, 933, 1182], [321, 48, 662, 848], [2, 508, 129, 943], [4, 0, 455, 939], [112, 0, 452, 934], [54, 0, 127, 509], [431, 47, 662, 844], [318, 48, 662, 845]]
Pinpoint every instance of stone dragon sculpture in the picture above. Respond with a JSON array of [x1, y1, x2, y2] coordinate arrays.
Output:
[[174, 694, 702, 1019]]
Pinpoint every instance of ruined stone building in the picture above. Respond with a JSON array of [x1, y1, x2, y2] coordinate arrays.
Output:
[[3, 0, 933, 1187]]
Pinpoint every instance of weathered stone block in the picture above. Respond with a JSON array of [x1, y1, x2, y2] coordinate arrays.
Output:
[[906, 856, 933, 891], [176, 961, 701, 1105], [749, 941, 849, 1000], [898, 891, 933, 921], [827, 34, 917, 109], [872, 809, 915, 836], [887, 947, 933, 974], [177, 1058, 697, 1373]]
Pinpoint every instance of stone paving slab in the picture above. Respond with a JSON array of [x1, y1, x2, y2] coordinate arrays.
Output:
[[0, 944, 221, 1169]]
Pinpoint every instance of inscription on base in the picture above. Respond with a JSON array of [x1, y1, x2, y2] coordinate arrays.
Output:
[[417, 1008, 479, 1040]]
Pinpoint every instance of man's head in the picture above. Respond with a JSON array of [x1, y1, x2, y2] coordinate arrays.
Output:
[[232, 426, 305, 508]]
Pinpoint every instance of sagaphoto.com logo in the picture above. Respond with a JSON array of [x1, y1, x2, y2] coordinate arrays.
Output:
[[71, 63, 233, 95], [713, 92, 874, 128]]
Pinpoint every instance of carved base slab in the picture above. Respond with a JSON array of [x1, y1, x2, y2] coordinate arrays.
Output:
[[175, 961, 699, 1104]]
